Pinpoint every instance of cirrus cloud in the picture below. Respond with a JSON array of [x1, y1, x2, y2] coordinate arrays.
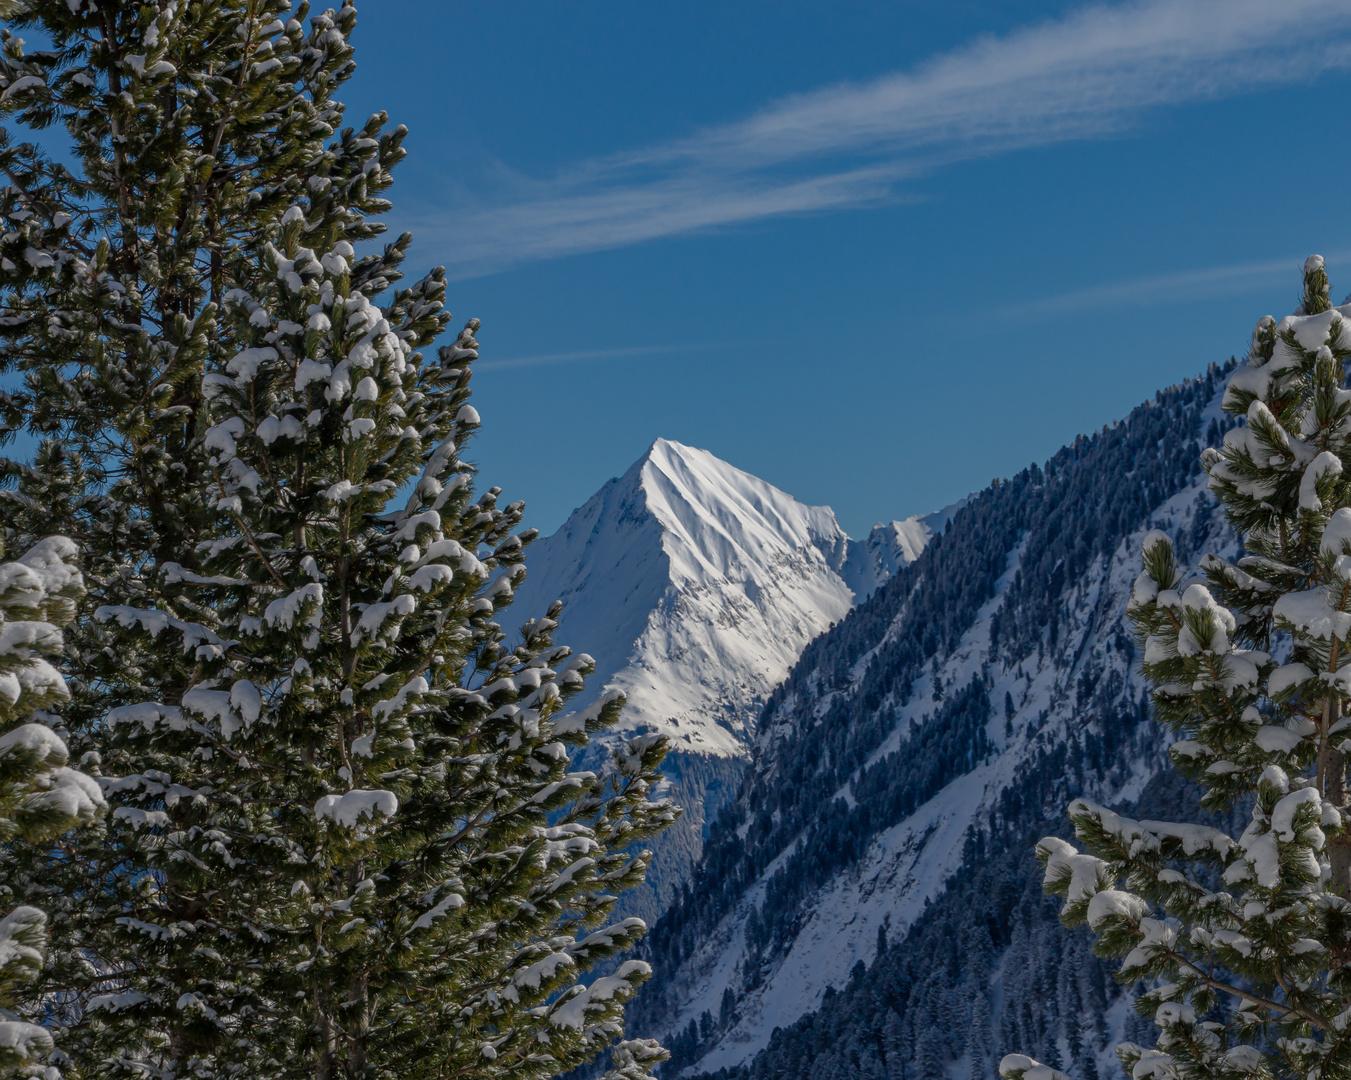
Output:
[[425, 0, 1351, 278]]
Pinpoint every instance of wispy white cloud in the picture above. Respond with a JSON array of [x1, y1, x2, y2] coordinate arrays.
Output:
[[474, 343, 699, 373], [997, 251, 1351, 320], [423, 0, 1351, 278]]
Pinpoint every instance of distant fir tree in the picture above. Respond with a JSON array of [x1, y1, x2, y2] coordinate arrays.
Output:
[[0, 532, 103, 1076], [0, 3, 677, 1078], [1004, 256, 1351, 1080]]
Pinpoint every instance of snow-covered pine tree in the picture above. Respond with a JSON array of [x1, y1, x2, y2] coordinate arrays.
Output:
[[0, 529, 103, 1075], [1001, 256, 1351, 1080], [0, 3, 677, 1078]]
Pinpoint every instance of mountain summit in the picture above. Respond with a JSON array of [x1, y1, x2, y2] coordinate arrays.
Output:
[[510, 438, 947, 913]]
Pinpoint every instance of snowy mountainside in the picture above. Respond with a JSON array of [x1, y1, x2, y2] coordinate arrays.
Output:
[[626, 365, 1238, 1079], [837, 503, 965, 600], [510, 438, 949, 915]]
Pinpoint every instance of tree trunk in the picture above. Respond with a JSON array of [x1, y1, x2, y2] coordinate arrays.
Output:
[[1327, 698, 1351, 894], [316, 1000, 338, 1080]]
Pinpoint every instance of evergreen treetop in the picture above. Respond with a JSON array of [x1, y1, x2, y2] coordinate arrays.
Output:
[[0, 3, 678, 1078], [0, 530, 103, 1075], [1004, 256, 1351, 1080]]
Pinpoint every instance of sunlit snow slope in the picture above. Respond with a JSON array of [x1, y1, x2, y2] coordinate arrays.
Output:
[[510, 438, 948, 916]]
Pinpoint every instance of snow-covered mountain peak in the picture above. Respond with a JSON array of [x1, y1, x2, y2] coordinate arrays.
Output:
[[513, 438, 953, 761], [514, 438, 871, 760], [633, 438, 848, 590], [838, 500, 968, 598]]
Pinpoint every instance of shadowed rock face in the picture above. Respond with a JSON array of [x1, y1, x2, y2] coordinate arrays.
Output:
[[511, 438, 946, 919]]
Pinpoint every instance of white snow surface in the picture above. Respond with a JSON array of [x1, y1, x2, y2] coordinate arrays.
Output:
[[314, 789, 398, 827], [511, 438, 952, 758]]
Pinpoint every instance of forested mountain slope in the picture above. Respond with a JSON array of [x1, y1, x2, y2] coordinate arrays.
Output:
[[627, 363, 1238, 1078], [513, 438, 951, 915]]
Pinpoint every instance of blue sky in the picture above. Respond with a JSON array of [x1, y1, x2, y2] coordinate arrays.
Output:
[[341, 0, 1351, 537]]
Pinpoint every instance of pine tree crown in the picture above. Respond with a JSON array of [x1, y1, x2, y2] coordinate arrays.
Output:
[[0, 3, 679, 1078], [1004, 256, 1351, 1080]]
